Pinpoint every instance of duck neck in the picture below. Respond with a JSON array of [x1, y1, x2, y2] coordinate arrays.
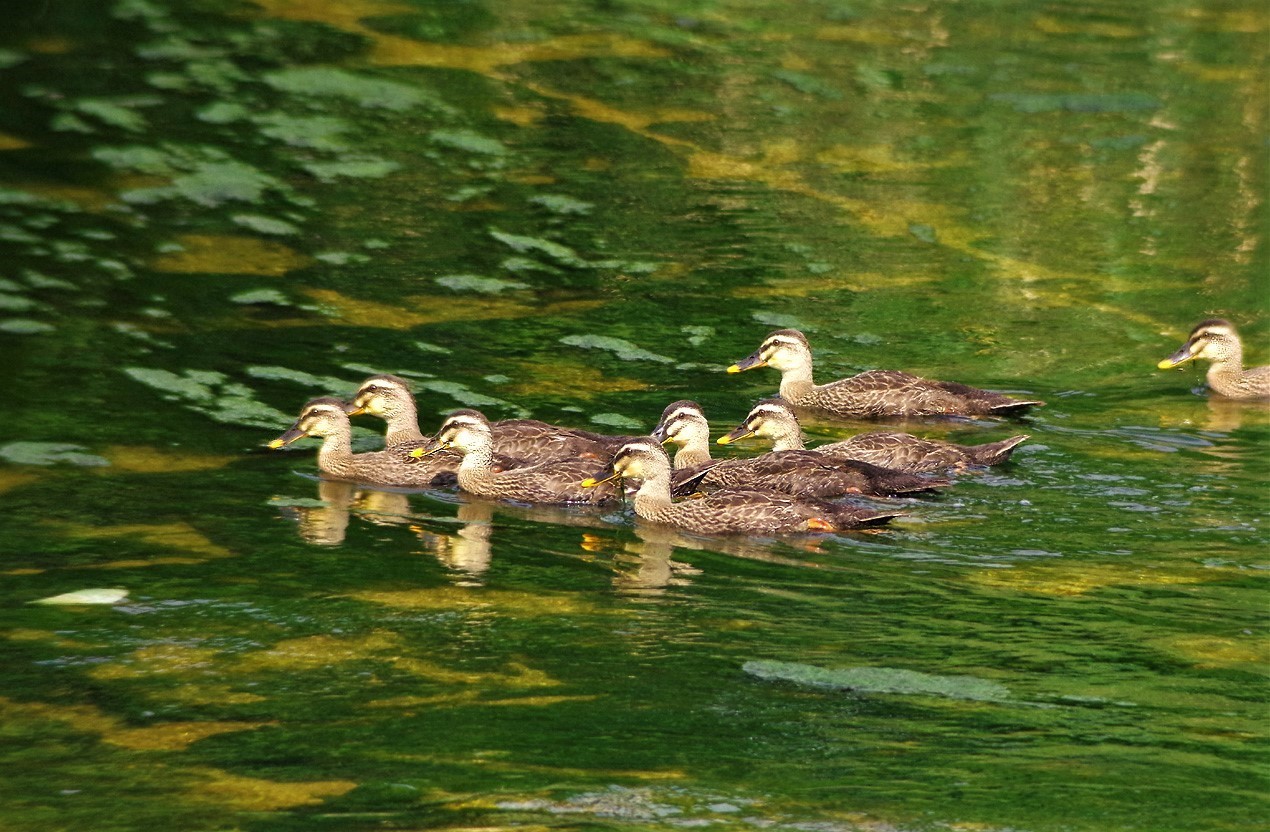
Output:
[[671, 438, 712, 469], [778, 367, 816, 404], [315, 432, 356, 479], [455, 438, 497, 494], [384, 401, 426, 447], [1205, 344, 1245, 394], [632, 471, 676, 520], [769, 429, 806, 453]]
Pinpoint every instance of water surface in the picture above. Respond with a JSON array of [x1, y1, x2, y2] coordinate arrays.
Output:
[[0, 1, 1266, 830]]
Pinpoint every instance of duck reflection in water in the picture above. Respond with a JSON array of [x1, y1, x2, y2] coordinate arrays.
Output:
[[276, 479, 356, 547], [275, 480, 629, 580]]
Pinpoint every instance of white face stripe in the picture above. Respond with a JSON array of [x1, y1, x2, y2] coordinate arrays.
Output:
[[748, 403, 794, 421], [442, 415, 486, 432], [1193, 325, 1234, 340], [663, 407, 707, 437], [361, 377, 410, 397], [762, 335, 805, 353]]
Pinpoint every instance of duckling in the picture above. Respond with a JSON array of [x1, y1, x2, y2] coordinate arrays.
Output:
[[1157, 319, 1270, 401], [727, 329, 1043, 418], [583, 440, 899, 536], [722, 399, 1029, 474], [268, 397, 459, 488], [652, 399, 945, 497], [346, 374, 631, 460], [413, 409, 620, 506]]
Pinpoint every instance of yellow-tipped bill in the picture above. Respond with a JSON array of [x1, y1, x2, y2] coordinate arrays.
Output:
[[718, 426, 754, 445], [1157, 343, 1195, 370], [409, 442, 445, 460], [726, 352, 766, 373], [267, 426, 307, 449], [581, 472, 618, 488]]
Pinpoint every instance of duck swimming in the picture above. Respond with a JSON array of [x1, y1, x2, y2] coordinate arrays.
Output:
[[413, 409, 620, 506], [652, 399, 947, 497], [727, 329, 1043, 418], [346, 374, 632, 460], [721, 399, 1030, 474], [583, 440, 900, 536], [268, 397, 459, 488], [1157, 319, 1270, 401]]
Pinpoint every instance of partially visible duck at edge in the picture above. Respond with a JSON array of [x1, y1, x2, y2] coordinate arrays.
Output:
[[583, 440, 900, 536], [1157, 319, 1270, 401], [412, 409, 620, 506], [721, 399, 1030, 474], [727, 329, 1043, 418], [268, 397, 458, 489], [652, 399, 947, 497]]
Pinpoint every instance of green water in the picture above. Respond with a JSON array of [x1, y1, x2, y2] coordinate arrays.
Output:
[[1, 1, 1266, 830]]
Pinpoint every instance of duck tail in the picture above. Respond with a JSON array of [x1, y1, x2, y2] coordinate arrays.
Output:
[[967, 434, 1030, 466], [829, 506, 902, 530], [987, 398, 1044, 416]]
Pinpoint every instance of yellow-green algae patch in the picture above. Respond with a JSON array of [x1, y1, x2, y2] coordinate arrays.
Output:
[[0, 132, 31, 150], [150, 234, 312, 275], [1154, 634, 1269, 670], [50, 521, 235, 560], [302, 288, 603, 330], [0, 470, 38, 493], [5, 628, 101, 649], [234, 631, 563, 689], [97, 445, 237, 473], [369, 692, 598, 709], [350, 586, 607, 615], [185, 767, 357, 811], [501, 359, 649, 398], [0, 696, 266, 751], [968, 562, 1214, 597]]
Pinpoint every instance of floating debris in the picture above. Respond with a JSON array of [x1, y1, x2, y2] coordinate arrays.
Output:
[[0, 442, 109, 467], [743, 660, 1012, 702], [33, 588, 129, 605]]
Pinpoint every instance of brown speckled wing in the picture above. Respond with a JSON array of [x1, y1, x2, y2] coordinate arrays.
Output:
[[487, 456, 620, 505], [807, 370, 1041, 418], [655, 488, 898, 535], [695, 450, 942, 497], [821, 432, 970, 473]]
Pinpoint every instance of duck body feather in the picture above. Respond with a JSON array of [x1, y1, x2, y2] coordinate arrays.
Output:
[[457, 456, 620, 506], [636, 486, 898, 535], [790, 370, 1042, 418], [674, 450, 946, 498], [817, 431, 1030, 473]]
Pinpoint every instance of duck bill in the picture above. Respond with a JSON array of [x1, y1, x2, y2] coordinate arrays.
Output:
[[267, 425, 308, 449], [1157, 342, 1197, 370], [651, 424, 671, 444], [409, 440, 446, 460], [717, 425, 754, 445], [342, 399, 367, 417], [581, 471, 619, 488], [726, 351, 766, 374]]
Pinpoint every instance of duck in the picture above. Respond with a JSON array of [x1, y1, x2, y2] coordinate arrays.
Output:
[[727, 329, 1043, 418], [582, 439, 900, 536], [1157, 319, 1270, 401], [268, 397, 459, 488], [652, 400, 947, 497], [345, 374, 631, 460], [412, 409, 620, 506], [720, 399, 1030, 474]]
